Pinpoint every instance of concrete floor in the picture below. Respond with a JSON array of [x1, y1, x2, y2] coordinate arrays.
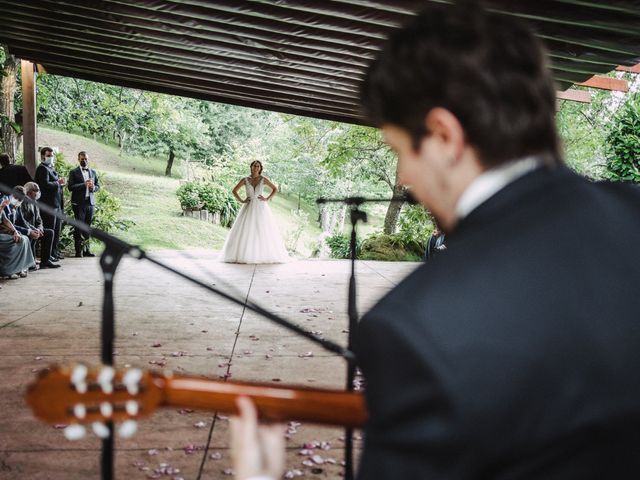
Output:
[[0, 251, 418, 479]]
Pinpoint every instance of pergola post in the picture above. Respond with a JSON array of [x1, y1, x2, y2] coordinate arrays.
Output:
[[21, 59, 36, 176]]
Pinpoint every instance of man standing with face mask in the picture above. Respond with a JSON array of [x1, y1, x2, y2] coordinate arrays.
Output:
[[35, 147, 65, 261], [67, 151, 100, 258]]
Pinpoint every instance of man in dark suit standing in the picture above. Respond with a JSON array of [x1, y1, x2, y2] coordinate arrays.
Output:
[[67, 151, 99, 257], [35, 147, 65, 261], [229, 3, 640, 480], [0, 152, 32, 190], [423, 225, 445, 261]]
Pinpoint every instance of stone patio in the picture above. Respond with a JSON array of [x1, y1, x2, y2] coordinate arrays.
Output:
[[0, 251, 418, 479]]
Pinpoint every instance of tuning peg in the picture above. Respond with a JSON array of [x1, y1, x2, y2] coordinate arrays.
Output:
[[71, 364, 88, 394], [92, 422, 110, 439], [100, 402, 113, 418], [73, 403, 87, 420], [71, 364, 88, 384], [118, 420, 138, 438], [97, 366, 115, 394], [123, 368, 143, 395], [125, 400, 139, 416], [64, 424, 86, 441]]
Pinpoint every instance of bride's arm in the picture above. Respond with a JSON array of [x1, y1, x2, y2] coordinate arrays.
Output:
[[232, 178, 249, 203], [262, 177, 278, 201]]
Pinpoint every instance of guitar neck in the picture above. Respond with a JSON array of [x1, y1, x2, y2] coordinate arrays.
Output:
[[156, 374, 367, 428]]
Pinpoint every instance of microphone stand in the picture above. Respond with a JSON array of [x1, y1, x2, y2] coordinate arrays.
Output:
[[2, 182, 356, 480], [316, 195, 409, 480]]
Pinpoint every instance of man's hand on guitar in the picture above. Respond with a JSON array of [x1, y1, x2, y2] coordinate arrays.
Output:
[[230, 396, 285, 480]]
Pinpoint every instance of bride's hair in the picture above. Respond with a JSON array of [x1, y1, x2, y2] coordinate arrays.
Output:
[[250, 160, 263, 174]]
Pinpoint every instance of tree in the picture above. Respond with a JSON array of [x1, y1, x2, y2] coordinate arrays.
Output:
[[323, 124, 402, 233], [605, 94, 640, 182], [0, 45, 19, 159]]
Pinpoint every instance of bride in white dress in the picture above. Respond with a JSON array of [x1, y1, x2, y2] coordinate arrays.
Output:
[[221, 160, 289, 263]]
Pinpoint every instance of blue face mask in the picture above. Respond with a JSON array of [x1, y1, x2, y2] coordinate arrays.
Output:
[[43, 156, 54, 165]]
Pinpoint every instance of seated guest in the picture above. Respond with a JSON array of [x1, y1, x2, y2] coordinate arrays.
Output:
[[19, 182, 60, 269], [0, 195, 35, 279], [0, 152, 32, 191]]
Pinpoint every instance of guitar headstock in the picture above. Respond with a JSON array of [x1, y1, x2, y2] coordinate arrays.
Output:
[[25, 364, 163, 440]]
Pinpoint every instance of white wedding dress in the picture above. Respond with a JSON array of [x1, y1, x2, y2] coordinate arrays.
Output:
[[221, 177, 289, 264]]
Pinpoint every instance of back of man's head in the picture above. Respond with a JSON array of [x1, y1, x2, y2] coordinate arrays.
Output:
[[361, 2, 560, 167], [0, 153, 11, 167]]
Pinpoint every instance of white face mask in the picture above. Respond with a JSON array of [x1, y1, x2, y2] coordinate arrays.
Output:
[[35, 191, 41, 201], [43, 156, 54, 166], [10, 197, 21, 207]]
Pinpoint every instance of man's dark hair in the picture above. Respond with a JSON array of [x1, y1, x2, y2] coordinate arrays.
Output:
[[0, 153, 11, 167], [40, 147, 53, 158], [360, 2, 561, 167]]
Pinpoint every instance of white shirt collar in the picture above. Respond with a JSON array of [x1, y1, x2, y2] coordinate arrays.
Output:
[[455, 156, 542, 221]]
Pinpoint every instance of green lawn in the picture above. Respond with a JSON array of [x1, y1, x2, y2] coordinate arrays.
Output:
[[104, 171, 229, 250]]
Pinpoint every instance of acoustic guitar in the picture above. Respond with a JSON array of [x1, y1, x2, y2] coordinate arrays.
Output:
[[26, 364, 367, 440]]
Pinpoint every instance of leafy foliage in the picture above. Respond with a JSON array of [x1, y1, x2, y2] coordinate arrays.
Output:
[[176, 181, 239, 227], [395, 204, 434, 253], [326, 233, 360, 259], [360, 234, 423, 261], [175, 182, 202, 210], [605, 95, 640, 182]]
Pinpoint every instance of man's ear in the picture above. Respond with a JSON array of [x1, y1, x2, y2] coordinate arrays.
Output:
[[424, 108, 466, 164]]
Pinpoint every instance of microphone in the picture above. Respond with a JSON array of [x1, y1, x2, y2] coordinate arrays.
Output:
[[316, 192, 418, 205]]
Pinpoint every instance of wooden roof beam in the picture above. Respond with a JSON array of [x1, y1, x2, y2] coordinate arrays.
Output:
[[577, 75, 629, 91]]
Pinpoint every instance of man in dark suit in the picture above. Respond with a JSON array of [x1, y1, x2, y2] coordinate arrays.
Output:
[[423, 225, 445, 261], [35, 147, 65, 261], [19, 182, 59, 269], [0, 152, 32, 190], [229, 3, 640, 480], [67, 151, 100, 257]]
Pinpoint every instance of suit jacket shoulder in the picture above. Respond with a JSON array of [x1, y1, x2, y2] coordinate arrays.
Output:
[[356, 167, 640, 479]]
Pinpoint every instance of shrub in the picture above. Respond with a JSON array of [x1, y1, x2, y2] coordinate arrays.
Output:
[[395, 204, 434, 253], [360, 233, 423, 261], [326, 233, 360, 259], [176, 181, 239, 227], [176, 182, 201, 210], [605, 96, 640, 182]]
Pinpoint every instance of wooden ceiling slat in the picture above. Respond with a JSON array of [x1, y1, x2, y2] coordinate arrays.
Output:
[[39, 0, 385, 48], [2, 32, 363, 99], [43, 64, 364, 124], [11, 46, 362, 112], [0, 24, 362, 91], [0, 4, 372, 72]]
